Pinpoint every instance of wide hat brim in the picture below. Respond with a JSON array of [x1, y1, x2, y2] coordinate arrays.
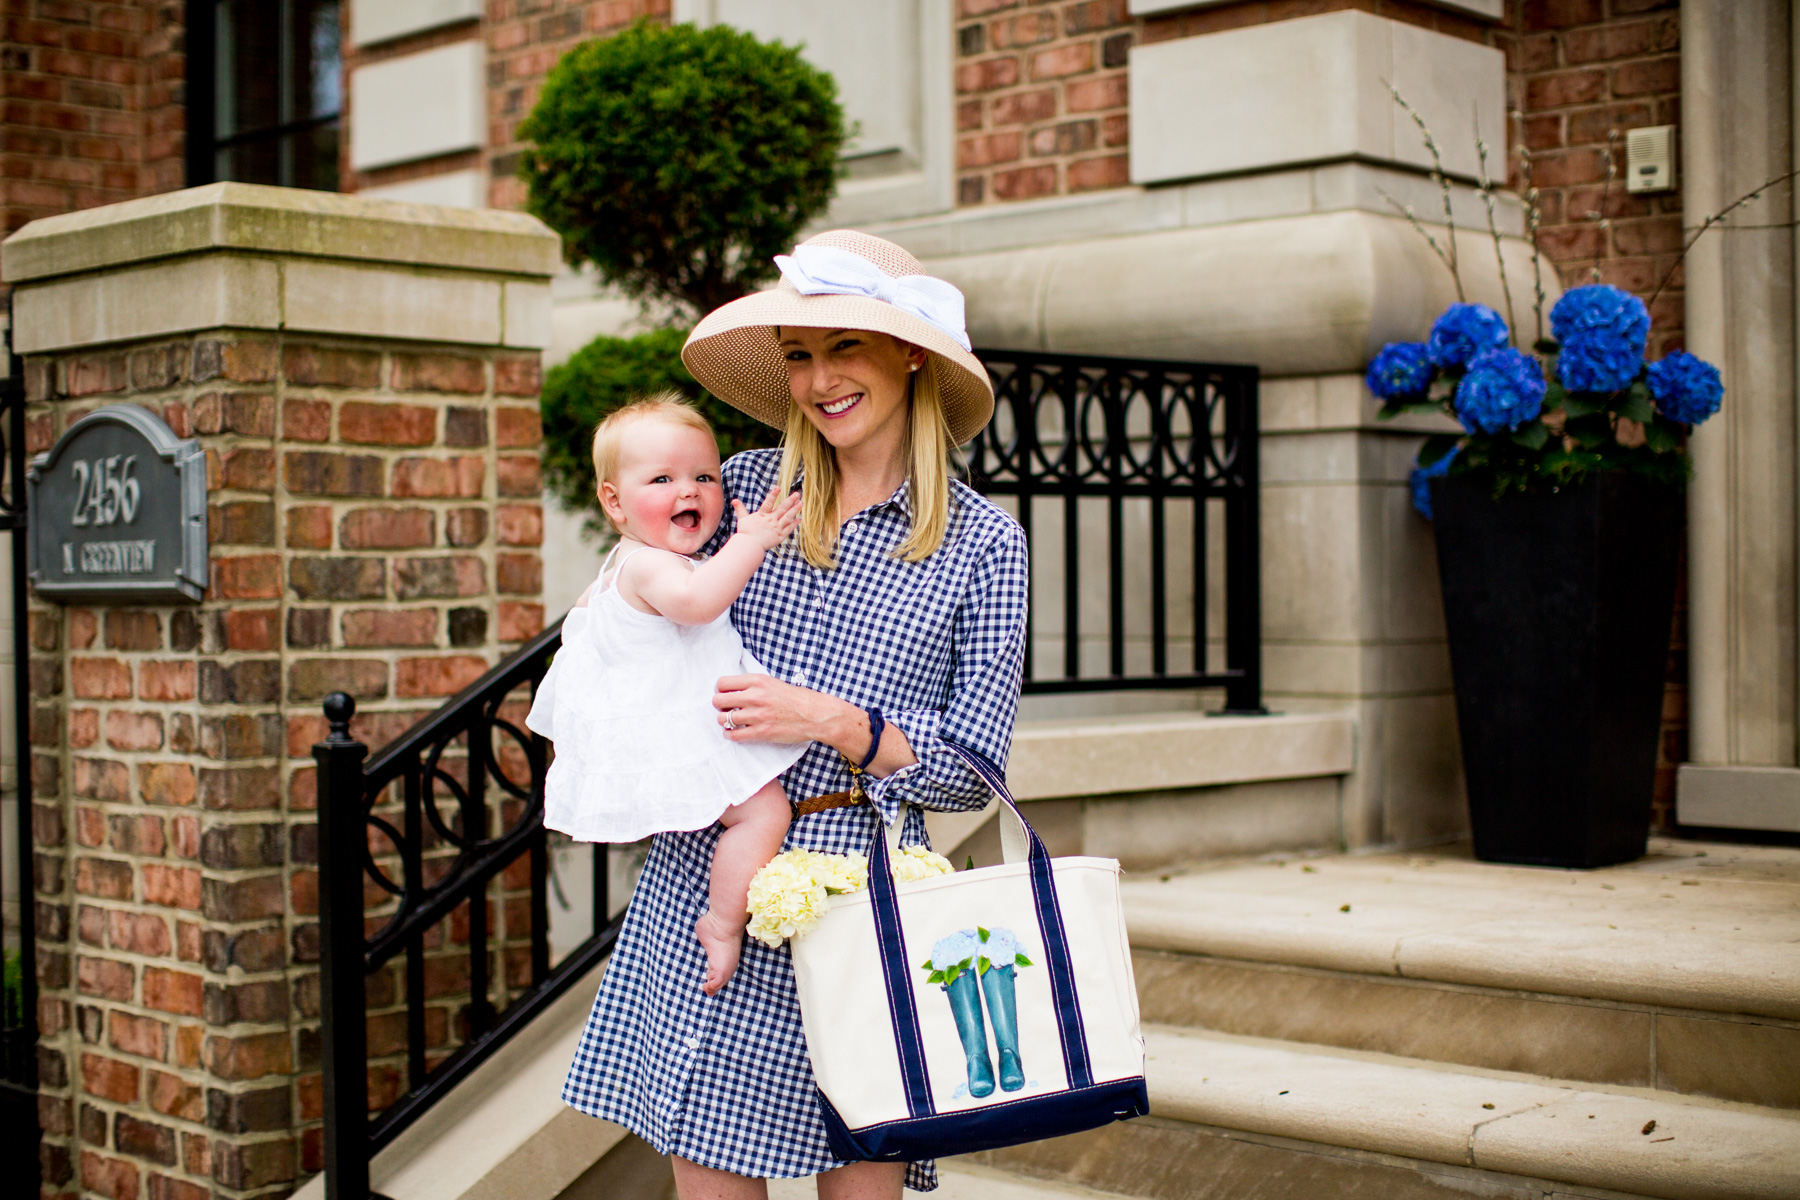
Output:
[[681, 286, 996, 447]]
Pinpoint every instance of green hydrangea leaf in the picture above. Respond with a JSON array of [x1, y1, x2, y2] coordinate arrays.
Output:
[[1511, 421, 1549, 450], [977, 927, 989, 941], [1418, 433, 1461, 469], [1562, 391, 1607, 418], [1015, 953, 1033, 967], [1617, 383, 1655, 424]]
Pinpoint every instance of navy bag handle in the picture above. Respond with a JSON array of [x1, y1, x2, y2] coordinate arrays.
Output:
[[864, 743, 1093, 1119]]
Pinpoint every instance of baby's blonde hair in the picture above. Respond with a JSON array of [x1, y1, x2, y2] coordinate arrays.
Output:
[[591, 393, 717, 533]]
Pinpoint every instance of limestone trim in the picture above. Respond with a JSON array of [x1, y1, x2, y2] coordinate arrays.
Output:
[[914, 210, 1545, 378], [1, 183, 562, 285], [1007, 711, 1354, 801]]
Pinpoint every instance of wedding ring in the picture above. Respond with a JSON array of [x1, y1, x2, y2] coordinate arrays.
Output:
[[724, 715, 737, 730]]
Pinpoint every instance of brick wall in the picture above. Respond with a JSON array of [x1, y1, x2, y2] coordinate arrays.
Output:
[[0, 0, 186, 263], [484, 0, 669, 210], [24, 331, 545, 1200], [953, 0, 1136, 206]]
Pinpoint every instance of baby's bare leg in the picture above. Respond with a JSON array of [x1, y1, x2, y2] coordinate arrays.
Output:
[[696, 779, 790, 995]]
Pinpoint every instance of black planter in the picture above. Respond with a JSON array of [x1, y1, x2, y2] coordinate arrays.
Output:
[[1430, 471, 1682, 868]]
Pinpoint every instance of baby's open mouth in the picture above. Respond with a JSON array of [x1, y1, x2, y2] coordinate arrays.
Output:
[[672, 509, 700, 530]]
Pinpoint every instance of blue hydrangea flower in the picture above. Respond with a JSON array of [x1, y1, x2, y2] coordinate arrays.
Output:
[[1646, 351, 1724, 426], [1428, 304, 1510, 369], [1557, 332, 1644, 393], [1409, 444, 1458, 520], [1454, 348, 1547, 434], [1549, 284, 1650, 354], [1366, 342, 1433, 401]]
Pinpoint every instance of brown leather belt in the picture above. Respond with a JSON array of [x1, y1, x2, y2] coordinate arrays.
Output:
[[792, 789, 867, 817]]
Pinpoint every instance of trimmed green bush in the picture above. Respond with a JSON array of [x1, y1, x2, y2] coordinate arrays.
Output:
[[540, 327, 775, 520], [518, 20, 847, 318]]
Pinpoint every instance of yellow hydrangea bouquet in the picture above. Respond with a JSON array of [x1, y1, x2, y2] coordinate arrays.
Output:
[[746, 844, 955, 948]]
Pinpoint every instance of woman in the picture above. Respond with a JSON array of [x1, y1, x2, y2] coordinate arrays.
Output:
[[561, 230, 1029, 1198]]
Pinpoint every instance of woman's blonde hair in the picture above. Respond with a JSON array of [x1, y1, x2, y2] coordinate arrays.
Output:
[[778, 356, 953, 568], [591, 392, 715, 534]]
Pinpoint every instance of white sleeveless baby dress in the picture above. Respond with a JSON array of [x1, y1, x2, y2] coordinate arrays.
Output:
[[526, 544, 807, 843]]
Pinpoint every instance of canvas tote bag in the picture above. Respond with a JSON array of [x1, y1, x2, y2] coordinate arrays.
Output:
[[791, 744, 1149, 1162]]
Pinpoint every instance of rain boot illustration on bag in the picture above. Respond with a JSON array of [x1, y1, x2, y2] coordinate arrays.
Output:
[[944, 970, 996, 1097], [980, 963, 1025, 1092], [923, 927, 1034, 1101]]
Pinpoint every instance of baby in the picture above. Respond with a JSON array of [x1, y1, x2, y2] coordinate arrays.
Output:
[[526, 394, 804, 994]]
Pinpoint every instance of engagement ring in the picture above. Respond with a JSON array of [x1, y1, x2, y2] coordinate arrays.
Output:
[[724, 715, 737, 730]]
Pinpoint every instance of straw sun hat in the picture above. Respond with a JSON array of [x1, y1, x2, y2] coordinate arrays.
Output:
[[681, 230, 995, 446]]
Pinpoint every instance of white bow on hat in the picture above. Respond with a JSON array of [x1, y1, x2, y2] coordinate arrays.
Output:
[[773, 244, 972, 352]]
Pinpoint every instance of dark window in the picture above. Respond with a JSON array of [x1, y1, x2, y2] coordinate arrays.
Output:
[[186, 0, 342, 191]]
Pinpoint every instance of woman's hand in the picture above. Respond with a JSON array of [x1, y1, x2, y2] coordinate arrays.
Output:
[[713, 674, 917, 778]]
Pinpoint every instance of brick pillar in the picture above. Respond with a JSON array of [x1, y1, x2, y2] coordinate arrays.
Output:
[[1, 183, 558, 1200]]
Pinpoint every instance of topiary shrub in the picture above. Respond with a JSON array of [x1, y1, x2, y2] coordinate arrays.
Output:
[[517, 20, 847, 319], [540, 326, 775, 520]]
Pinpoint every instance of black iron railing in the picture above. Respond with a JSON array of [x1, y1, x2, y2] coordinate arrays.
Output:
[[2, 299, 41, 1195], [965, 349, 1264, 712], [313, 623, 613, 1200]]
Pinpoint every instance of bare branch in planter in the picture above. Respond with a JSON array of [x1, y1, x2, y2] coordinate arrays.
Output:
[[1376, 187, 1461, 286], [1514, 138, 1549, 348], [1385, 80, 1464, 301], [1587, 130, 1621, 284], [1646, 165, 1800, 315], [1473, 107, 1518, 344]]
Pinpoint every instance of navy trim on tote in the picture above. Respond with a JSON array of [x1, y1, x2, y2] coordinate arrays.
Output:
[[866, 825, 935, 1118], [945, 744, 1093, 1088], [818, 1077, 1151, 1163]]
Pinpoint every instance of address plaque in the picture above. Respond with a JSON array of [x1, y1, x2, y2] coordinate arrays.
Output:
[[28, 404, 208, 603]]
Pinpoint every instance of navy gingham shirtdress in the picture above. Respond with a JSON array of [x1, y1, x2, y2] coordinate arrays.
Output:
[[560, 448, 1030, 1190]]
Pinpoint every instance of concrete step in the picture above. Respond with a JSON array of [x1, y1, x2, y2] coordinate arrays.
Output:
[[963, 1026, 1800, 1200], [1121, 839, 1800, 1110], [768, 1160, 1133, 1199]]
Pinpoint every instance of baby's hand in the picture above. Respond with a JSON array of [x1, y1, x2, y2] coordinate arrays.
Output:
[[733, 487, 802, 552]]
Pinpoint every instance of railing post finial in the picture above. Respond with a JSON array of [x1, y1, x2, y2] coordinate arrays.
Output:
[[323, 691, 357, 742]]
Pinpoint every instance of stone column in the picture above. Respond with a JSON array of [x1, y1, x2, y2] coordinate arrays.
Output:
[[1678, 2, 1800, 831], [1, 183, 557, 1200]]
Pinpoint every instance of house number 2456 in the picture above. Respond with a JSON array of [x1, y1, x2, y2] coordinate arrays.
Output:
[[69, 456, 141, 527]]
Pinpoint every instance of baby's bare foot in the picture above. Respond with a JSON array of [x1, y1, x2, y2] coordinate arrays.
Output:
[[696, 910, 744, 995]]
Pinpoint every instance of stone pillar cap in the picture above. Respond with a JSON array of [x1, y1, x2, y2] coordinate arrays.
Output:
[[2, 181, 563, 283]]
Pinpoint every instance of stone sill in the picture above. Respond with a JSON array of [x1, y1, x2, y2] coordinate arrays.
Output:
[[1, 181, 561, 284], [1009, 709, 1355, 802]]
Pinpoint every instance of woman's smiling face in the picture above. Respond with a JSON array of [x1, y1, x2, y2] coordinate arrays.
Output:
[[779, 327, 925, 455], [598, 417, 725, 556]]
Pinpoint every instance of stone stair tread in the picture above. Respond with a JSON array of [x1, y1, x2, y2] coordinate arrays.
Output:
[[1145, 1026, 1800, 1200], [1123, 839, 1800, 1020], [768, 1161, 1133, 1199]]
